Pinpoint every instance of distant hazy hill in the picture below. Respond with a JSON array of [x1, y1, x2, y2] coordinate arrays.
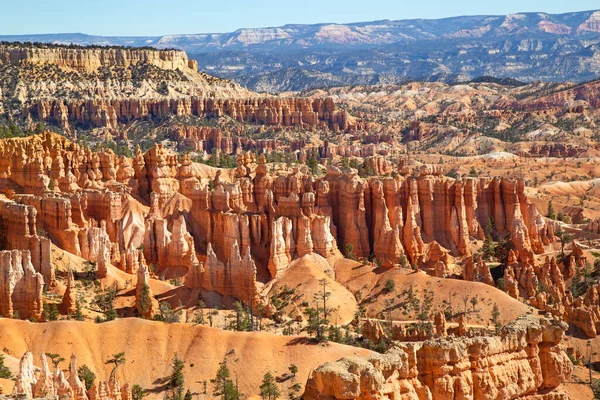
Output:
[[3, 9, 600, 91]]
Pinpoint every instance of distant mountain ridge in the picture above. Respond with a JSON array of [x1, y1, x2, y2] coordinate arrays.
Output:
[[2, 9, 600, 91]]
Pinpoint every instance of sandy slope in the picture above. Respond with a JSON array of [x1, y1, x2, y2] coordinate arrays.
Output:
[[331, 256, 533, 326], [0, 319, 373, 398], [562, 365, 600, 400], [270, 254, 358, 325]]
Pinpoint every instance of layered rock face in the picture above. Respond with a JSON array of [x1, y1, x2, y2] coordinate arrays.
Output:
[[304, 316, 572, 400], [0, 44, 198, 73], [12, 351, 131, 400]]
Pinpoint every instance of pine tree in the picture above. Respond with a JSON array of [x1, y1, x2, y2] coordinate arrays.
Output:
[[260, 372, 280, 400], [307, 155, 319, 175], [481, 235, 497, 261], [131, 384, 145, 400], [222, 379, 241, 400], [213, 362, 231, 398], [44, 302, 59, 321], [45, 353, 65, 370], [74, 300, 85, 321], [211, 361, 241, 400], [0, 354, 12, 379], [169, 354, 185, 396], [288, 364, 298, 378], [78, 365, 96, 391], [95, 286, 118, 321], [139, 283, 151, 317], [490, 304, 502, 334], [555, 229, 572, 256], [194, 300, 206, 325], [547, 201, 556, 219], [105, 352, 126, 380]]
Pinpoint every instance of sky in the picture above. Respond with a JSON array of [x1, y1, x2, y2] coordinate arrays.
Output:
[[1, 0, 598, 36]]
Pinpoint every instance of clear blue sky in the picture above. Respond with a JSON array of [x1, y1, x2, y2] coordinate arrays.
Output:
[[2, 0, 598, 36]]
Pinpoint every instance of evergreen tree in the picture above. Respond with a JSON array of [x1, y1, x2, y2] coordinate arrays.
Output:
[[139, 283, 152, 317], [229, 301, 252, 331], [303, 307, 321, 339], [44, 302, 59, 321], [306, 155, 319, 175], [222, 380, 241, 400], [95, 286, 118, 321], [45, 353, 65, 370], [288, 364, 298, 378], [74, 300, 85, 321], [194, 300, 206, 325], [260, 372, 280, 400], [546, 201, 556, 219], [212, 361, 241, 400], [154, 301, 181, 323], [490, 304, 502, 334], [344, 243, 356, 260], [384, 279, 396, 293], [0, 354, 12, 379], [105, 352, 126, 380], [555, 229, 573, 256], [481, 235, 497, 261], [131, 384, 146, 400], [213, 362, 231, 398], [169, 354, 185, 391], [168, 354, 185, 400], [78, 365, 96, 391]]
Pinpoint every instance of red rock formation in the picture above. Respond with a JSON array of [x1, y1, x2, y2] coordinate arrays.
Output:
[[304, 316, 572, 400], [28, 97, 352, 132], [135, 260, 159, 319], [0, 133, 561, 327], [61, 269, 77, 315], [186, 241, 262, 307], [0, 250, 44, 320], [433, 311, 447, 336]]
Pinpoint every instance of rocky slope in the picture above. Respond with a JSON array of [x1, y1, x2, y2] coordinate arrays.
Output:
[[0, 43, 351, 133], [304, 80, 600, 158]]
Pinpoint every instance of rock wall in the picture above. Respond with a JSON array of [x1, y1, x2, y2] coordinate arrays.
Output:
[[0, 44, 198, 73], [304, 316, 572, 400]]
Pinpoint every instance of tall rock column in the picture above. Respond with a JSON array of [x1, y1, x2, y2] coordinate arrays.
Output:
[[135, 258, 158, 319], [61, 269, 77, 315], [0, 250, 44, 320]]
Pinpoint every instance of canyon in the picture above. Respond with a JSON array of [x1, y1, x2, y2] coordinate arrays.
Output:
[[1, 41, 599, 399], [0, 130, 585, 398]]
